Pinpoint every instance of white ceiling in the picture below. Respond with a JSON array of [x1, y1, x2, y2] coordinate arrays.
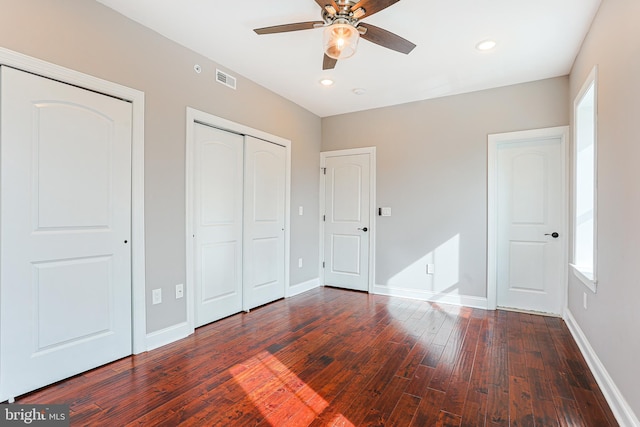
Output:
[[96, 0, 601, 118]]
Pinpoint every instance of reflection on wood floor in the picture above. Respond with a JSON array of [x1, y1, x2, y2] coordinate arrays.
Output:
[[17, 287, 618, 426]]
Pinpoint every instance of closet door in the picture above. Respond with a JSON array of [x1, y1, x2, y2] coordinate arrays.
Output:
[[243, 136, 286, 310], [0, 66, 132, 400], [193, 123, 243, 327]]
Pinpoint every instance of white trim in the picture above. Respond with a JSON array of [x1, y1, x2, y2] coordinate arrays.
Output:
[[572, 65, 599, 294], [487, 126, 569, 313], [373, 285, 488, 310], [320, 147, 377, 293], [185, 107, 291, 334], [287, 277, 321, 298], [570, 263, 597, 293], [145, 322, 191, 352], [0, 47, 147, 354], [564, 310, 640, 427]]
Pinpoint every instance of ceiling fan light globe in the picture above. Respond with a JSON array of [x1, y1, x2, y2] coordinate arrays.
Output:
[[323, 23, 359, 60]]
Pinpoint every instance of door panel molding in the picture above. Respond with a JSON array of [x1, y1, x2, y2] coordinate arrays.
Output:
[[487, 126, 569, 313], [320, 147, 376, 293], [0, 47, 146, 358]]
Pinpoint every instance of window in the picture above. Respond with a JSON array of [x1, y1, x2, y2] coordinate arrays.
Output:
[[572, 67, 597, 292]]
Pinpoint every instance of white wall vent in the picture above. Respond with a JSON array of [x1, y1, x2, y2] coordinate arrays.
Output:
[[216, 69, 237, 90]]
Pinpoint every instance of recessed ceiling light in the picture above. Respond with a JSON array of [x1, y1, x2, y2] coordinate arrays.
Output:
[[320, 78, 334, 86], [352, 88, 366, 95], [476, 39, 497, 51]]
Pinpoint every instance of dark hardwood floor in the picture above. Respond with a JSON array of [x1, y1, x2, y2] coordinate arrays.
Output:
[[16, 287, 618, 426]]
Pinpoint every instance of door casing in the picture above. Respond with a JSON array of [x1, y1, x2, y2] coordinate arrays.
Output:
[[0, 47, 147, 355], [320, 147, 376, 293], [487, 126, 569, 313], [185, 107, 291, 332]]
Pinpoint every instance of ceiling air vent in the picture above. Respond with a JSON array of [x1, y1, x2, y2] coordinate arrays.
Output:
[[216, 69, 237, 90]]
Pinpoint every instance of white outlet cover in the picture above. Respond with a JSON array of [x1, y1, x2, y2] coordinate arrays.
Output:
[[381, 207, 392, 217], [298, 206, 304, 215], [152, 289, 162, 305]]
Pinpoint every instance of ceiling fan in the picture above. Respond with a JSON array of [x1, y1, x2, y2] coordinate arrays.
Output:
[[253, 0, 416, 70]]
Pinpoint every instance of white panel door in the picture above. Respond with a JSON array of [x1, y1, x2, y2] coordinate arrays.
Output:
[[0, 66, 132, 400], [243, 136, 286, 310], [193, 124, 244, 326], [496, 137, 564, 314], [323, 153, 370, 292]]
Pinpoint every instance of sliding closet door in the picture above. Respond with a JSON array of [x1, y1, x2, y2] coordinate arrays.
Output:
[[243, 136, 286, 311], [193, 123, 243, 327]]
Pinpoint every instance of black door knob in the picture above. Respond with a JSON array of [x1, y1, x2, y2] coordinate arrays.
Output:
[[358, 227, 368, 232], [544, 232, 559, 238]]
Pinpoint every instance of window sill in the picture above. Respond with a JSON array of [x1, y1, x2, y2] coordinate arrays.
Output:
[[570, 264, 597, 293]]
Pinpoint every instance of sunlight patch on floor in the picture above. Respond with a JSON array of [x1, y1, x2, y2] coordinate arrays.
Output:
[[230, 351, 352, 425]]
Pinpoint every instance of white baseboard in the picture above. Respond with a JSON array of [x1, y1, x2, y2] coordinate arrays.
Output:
[[564, 309, 640, 427], [145, 279, 321, 352], [145, 321, 192, 352], [372, 285, 488, 310], [287, 277, 320, 298]]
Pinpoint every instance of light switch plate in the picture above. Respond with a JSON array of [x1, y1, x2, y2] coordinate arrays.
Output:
[[381, 207, 392, 216]]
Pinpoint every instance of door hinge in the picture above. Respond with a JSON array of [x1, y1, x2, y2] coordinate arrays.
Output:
[[322, 261, 325, 268], [323, 215, 326, 222], [322, 167, 326, 175]]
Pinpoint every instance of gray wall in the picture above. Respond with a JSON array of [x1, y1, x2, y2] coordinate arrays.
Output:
[[568, 0, 640, 418], [322, 78, 569, 300], [0, 0, 321, 333]]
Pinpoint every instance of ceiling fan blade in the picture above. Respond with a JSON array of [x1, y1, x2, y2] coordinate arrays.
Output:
[[254, 21, 323, 35], [351, 0, 400, 18], [323, 54, 338, 70], [359, 23, 416, 54]]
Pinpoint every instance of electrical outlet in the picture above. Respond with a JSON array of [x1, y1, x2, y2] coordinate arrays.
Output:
[[583, 292, 587, 310], [299, 206, 304, 216], [176, 283, 184, 299], [152, 288, 162, 305], [426, 264, 435, 274], [298, 258, 303, 268]]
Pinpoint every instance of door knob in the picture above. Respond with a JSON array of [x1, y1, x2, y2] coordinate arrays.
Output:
[[545, 232, 559, 238], [358, 227, 368, 232]]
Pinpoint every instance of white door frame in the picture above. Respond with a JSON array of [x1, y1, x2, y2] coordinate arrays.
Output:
[[185, 107, 291, 332], [487, 126, 569, 312], [320, 147, 376, 293], [0, 47, 147, 354]]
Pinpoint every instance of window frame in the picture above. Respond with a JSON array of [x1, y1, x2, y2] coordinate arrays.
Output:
[[571, 66, 598, 293]]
